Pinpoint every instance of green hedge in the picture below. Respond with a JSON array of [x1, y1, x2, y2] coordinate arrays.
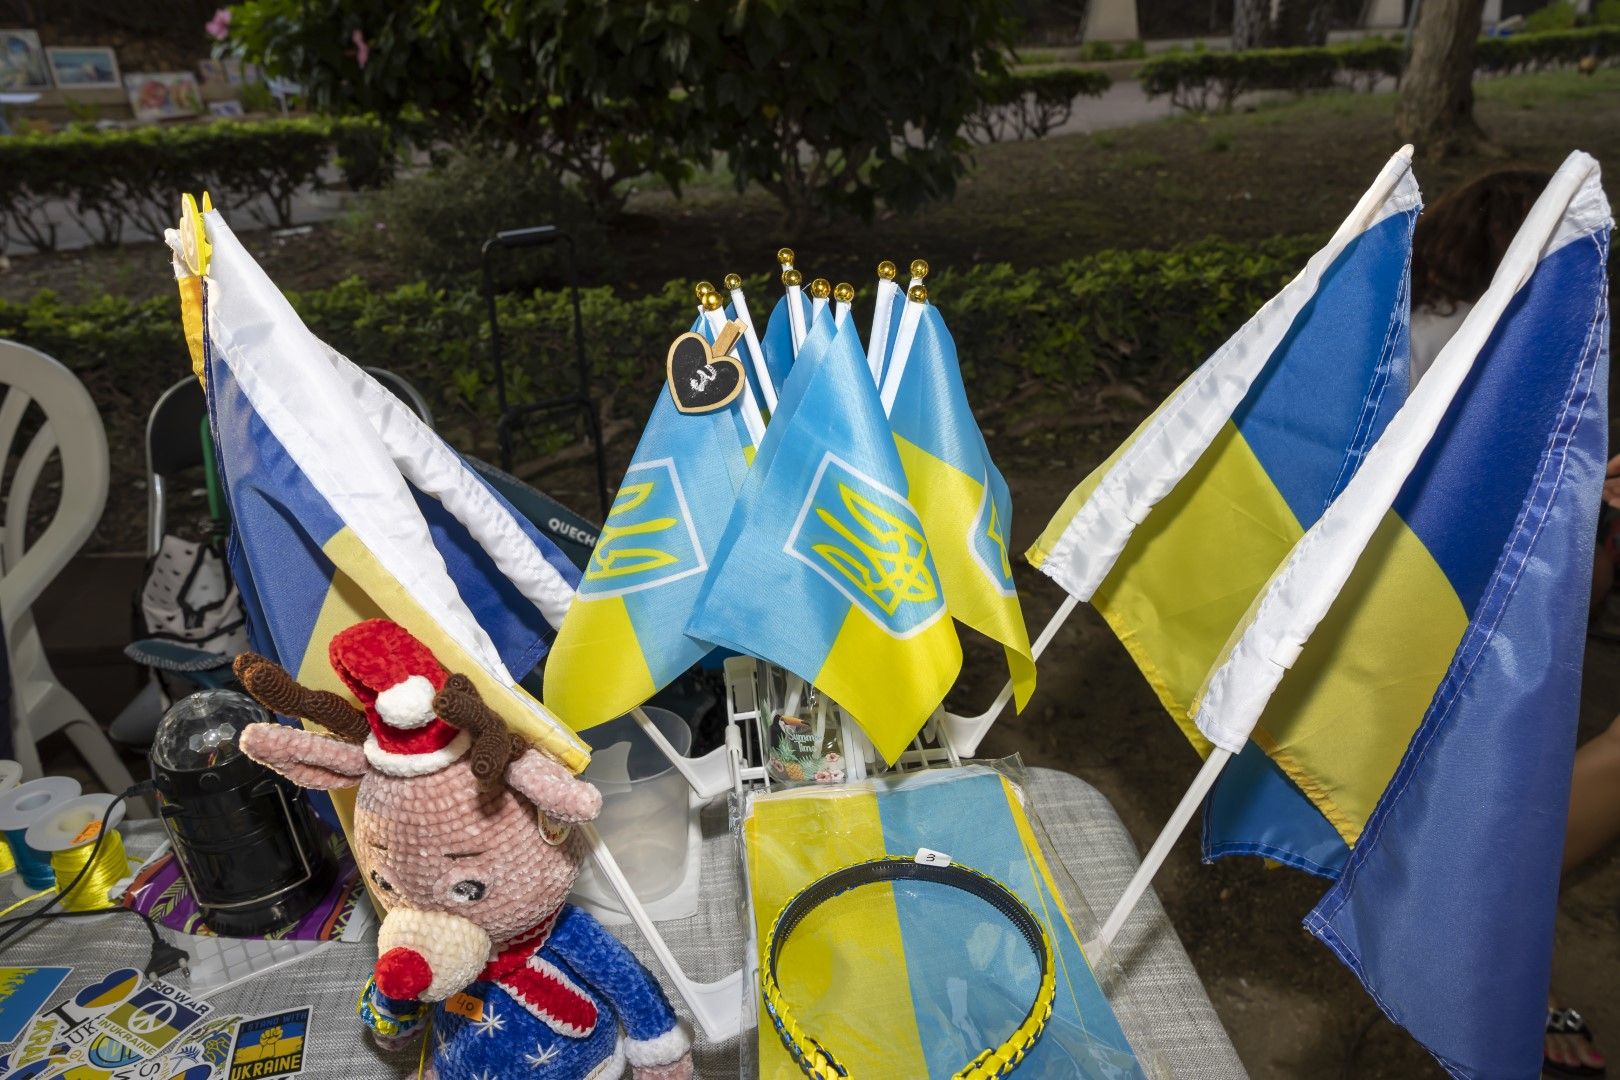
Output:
[[966, 68, 1112, 143], [0, 117, 398, 252], [1141, 27, 1620, 112], [0, 234, 1319, 466]]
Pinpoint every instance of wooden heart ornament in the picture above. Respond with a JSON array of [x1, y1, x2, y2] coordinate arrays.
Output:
[[666, 321, 746, 414]]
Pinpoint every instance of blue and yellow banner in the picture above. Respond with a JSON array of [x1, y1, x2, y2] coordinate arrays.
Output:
[[1027, 156, 1421, 871], [189, 212, 589, 774], [689, 313, 961, 763], [544, 316, 757, 730], [886, 304, 1036, 711]]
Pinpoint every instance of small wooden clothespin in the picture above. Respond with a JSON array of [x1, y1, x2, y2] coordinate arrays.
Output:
[[179, 192, 214, 277]]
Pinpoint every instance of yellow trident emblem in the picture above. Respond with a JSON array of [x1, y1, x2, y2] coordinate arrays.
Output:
[[585, 482, 679, 580], [812, 483, 938, 616]]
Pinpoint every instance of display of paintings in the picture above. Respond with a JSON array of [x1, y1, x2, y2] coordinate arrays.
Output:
[[0, 30, 50, 90], [46, 46, 120, 90], [125, 71, 203, 122], [199, 58, 260, 87]]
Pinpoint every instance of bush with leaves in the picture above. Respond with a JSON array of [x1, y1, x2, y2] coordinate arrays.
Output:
[[0, 232, 1321, 474], [1144, 28, 1620, 112], [965, 67, 1111, 143], [227, 0, 704, 222], [0, 117, 400, 252]]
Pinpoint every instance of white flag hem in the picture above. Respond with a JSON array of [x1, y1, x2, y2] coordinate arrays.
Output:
[[1191, 151, 1609, 753], [322, 344, 578, 630], [1036, 146, 1420, 603]]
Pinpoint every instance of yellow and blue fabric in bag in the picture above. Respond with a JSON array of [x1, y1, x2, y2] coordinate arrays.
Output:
[[544, 314, 756, 731], [886, 306, 1037, 712], [689, 313, 961, 764], [1029, 195, 1420, 874], [746, 766, 1143, 1078]]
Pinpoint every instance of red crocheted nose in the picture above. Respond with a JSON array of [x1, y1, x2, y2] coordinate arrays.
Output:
[[375, 947, 432, 1000]]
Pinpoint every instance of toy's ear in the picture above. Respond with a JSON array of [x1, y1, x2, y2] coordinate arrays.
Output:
[[240, 722, 370, 790], [505, 749, 602, 824]]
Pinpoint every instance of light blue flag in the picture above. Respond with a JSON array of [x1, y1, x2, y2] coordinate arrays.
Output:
[[544, 315, 756, 730], [687, 312, 962, 763], [759, 293, 812, 395]]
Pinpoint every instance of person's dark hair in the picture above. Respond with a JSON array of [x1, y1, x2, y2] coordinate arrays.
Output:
[[1411, 168, 1552, 315]]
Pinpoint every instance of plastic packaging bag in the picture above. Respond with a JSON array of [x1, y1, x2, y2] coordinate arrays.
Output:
[[742, 762, 1148, 1078]]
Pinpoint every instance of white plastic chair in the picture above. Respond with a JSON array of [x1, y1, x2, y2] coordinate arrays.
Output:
[[1, 340, 140, 803]]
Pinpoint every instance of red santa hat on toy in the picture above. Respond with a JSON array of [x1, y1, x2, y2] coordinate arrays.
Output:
[[328, 619, 470, 777]]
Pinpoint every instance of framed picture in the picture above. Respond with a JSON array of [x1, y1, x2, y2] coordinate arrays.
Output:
[[0, 30, 50, 91], [46, 46, 120, 90], [124, 71, 203, 122], [197, 58, 227, 85]]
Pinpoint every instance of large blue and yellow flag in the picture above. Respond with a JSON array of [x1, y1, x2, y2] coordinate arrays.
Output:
[[173, 208, 589, 773], [1192, 151, 1610, 1077], [543, 315, 757, 730], [1026, 147, 1421, 869], [688, 312, 961, 763], [883, 301, 1037, 712]]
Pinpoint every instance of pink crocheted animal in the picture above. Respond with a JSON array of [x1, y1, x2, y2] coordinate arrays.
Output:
[[233, 619, 694, 1080]]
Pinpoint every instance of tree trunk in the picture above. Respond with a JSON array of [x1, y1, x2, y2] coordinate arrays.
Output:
[[1397, 0, 1489, 159], [1272, 0, 1333, 45], [1233, 0, 1273, 49]]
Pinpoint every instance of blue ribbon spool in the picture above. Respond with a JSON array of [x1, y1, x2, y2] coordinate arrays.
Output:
[[0, 776, 82, 895]]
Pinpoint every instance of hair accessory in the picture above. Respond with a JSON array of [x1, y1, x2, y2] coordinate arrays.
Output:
[[761, 856, 1055, 1078]]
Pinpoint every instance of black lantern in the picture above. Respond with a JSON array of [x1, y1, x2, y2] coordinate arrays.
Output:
[[151, 690, 334, 935]]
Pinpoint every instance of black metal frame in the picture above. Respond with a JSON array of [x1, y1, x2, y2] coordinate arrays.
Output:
[[481, 225, 610, 520]]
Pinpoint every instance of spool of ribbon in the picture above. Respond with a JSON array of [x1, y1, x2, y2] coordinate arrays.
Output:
[[0, 761, 22, 875], [26, 794, 130, 915], [0, 776, 81, 896]]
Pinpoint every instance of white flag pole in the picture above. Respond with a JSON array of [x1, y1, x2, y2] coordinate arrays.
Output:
[[878, 262, 929, 417], [940, 594, 1078, 757], [808, 277, 830, 327], [832, 281, 854, 329], [726, 274, 778, 414], [867, 261, 900, 385], [700, 299, 766, 449], [778, 248, 807, 356], [1092, 748, 1232, 956]]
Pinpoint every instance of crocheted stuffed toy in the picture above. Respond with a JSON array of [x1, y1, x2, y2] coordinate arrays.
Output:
[[232, 619, 695, 1080]]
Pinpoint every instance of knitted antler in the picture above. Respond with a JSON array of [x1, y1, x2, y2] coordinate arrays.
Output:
[[432, 675, 526, 788], [234, 652, 371, 743]]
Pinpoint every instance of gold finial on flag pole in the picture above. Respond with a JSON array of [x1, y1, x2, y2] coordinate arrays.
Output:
[[694, 281, 716, 300], [782, 268, 803, 287], [909, 259, 929, 281], [876, 260, 897, 281], [833, 282, 855, 304], [908, 284, 928, 304], [723, 273, 743, 291], [701, 290, 725, 312], [777, 247, 796, 268], [809, 278, 832, 300]]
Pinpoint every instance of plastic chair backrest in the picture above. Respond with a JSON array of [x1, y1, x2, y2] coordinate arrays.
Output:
[[0, 340, 110, 642]]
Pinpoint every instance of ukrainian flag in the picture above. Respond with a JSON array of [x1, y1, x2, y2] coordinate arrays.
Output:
[[1193, 151, 1610, 1077], [543, 315, 757, 730], [883, 301, 1036, 711], [173, 207, 589, 777], [688, 313, 961, 763], [1026, 148, 1420, 867]]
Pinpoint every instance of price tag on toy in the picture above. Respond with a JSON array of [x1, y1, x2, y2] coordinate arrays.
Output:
[[914, 848, 952, 868]]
